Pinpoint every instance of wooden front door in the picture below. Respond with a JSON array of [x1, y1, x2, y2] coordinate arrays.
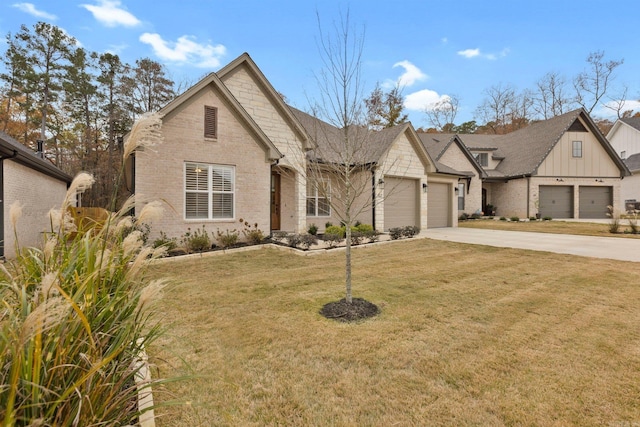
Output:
[[271, 172, 281, 230]]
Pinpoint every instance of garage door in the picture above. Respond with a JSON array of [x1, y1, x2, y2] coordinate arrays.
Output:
[[539, 186, 573, 218], [579, 186, 612, 219], [384, 177, 418, 230], [427, 182, 450, 228]]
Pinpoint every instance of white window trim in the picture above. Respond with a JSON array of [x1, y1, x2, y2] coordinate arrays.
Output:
[[458, 183, 465, 211], [184, 162, 235, 220], [307, 179, 331, 217], [572, 140, 583, 158], [475, 153, 488, 167]]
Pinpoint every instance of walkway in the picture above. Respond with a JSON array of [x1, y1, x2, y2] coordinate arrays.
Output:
[[424, 227, 640, 262]]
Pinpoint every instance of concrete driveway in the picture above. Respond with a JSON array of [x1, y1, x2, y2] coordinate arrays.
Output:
[[425, 227, 640, 262]]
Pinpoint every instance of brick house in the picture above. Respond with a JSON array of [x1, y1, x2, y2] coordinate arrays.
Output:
[[0, 131, 71, 258], [444, 109, 629, 219], [133, 53, 461, 241]]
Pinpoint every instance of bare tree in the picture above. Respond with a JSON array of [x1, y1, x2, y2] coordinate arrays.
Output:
[[424, 94, 459, 132], [474, 83, 517, 134], [365, 82, 408, 130], [573, 50, 624, 114], [533, 71, 571, 119]]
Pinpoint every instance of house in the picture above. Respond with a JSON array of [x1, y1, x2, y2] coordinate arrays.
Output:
[[606, 117, 640, 212], [133, 53, 460, 241], [0, 131, 72, 258], [419, 133, 486, 219], [444, 109, 629, 219]]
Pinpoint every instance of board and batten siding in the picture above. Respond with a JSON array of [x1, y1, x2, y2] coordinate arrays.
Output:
[[537, 126, 620, 177]]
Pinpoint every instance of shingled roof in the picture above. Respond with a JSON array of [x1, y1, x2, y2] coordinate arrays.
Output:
[[620, 117, 640, 132], [418, 133, 483, 177], [624, 153, 640, 172]]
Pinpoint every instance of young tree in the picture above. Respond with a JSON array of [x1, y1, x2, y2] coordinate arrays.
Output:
[[573, 50, 624, 114], [474, 83, 517, 134], [533, 71, 571, 119], [365, 82, 408, 130]]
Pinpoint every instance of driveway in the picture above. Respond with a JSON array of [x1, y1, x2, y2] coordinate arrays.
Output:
[[425, 227, 640, 262]]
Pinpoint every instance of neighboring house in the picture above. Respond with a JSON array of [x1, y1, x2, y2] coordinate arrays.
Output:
[[133, 53, 460, 240], [0, 131, 72, 258], [420, 133, 486, 218], [607, 117, 640, 212], [443, 109, 629, 219]]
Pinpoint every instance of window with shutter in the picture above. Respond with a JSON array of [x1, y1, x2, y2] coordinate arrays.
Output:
[[204, 106, 217, 139], [185, 162, 234, 219]]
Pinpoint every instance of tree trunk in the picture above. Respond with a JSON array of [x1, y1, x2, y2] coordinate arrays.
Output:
[[345, 222, 352, 303]]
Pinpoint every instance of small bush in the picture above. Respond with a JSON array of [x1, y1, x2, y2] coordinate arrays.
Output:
[[239, 219, 264, 245], [402, 225, 420, 238], [325, 221, 333, 229], [298, 234, 318, 249], [323, 232, 343, 248], [607, 205, 620, 234], [271, 231, 288, 243], [500, 216, 507, 221], [543, 216, 552, 221], [470, 212, 481, 219], [286, 233, 302, 248], [459, 213, 469, 221], [355, 223, 373, 233], [529, 216, 537, 221], [308, 223, 318, 235], [350, 231, 364, 245], [215, 228, 239, 249], [389, 227, 403, 240], [182, 225, 213, 252], [325, 225, 345, 238], [510, 216, 520, 222], [152, 231, 177, 251]]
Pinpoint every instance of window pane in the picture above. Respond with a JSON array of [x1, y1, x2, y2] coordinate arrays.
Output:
[[212, 166, 233, 192], [186, 192, 208, 219], [573, 141, 582, 157], [307, 198, 317, 216], [212, 193, 233, 218], [318, 197, 331, 216], [186, 163, 208, 190]]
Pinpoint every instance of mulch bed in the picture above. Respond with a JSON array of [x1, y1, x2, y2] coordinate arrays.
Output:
[[320, 298, 380, 322]]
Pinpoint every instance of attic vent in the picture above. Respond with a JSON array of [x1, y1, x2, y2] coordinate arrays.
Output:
[[204, 106, 218, 139], [568, 119, 587, 132]]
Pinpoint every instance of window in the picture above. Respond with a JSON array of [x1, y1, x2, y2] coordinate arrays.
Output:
[[475, 153, 488, 167], [204, 106, 218, 139], [458, 183, 465, 210], [572, 141, 582, 158], [307, 179, 330, 217], [185, 162, 234, 219]]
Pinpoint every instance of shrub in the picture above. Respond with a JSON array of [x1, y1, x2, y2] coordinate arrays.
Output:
[[543, 216, 552, 221], [239, 219, 265, 245], [607, 205, 620, 234], [350, 231, 364, 245], [510, 216, 520, 222], [215, 229, 239, 249], [308, 223, 318, 235], [529, 216, 537, 221], [459, 213, 469, 221], [323, 232, 343, 248], [325, 225, 345, 238], [500, 216, 507, 221], [182, 225, 213, 252], [364, 229, 381, 243], [0, 173, 170, 425], [152, 230, 177, 251], [355, 223, 373, 233], [298, 234, 318, 249], [389, 227, 404, 240], [402, 225, 420, 238], [628, 211, 639, 234], [470, 212, 481, 219], [271, 231, 288, 243], [325, 221, 333, 229]]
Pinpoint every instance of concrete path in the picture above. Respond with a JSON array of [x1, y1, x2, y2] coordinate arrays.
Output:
[[424, 227, 640, 262]]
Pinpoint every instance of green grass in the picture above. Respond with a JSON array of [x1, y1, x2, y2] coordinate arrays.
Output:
[[148, 240, 640, 425], [460, 218, 640, 238]]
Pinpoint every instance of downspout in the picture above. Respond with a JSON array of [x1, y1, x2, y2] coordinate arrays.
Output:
[[371, 168, 376, 230], [526, 175, 530, 218]]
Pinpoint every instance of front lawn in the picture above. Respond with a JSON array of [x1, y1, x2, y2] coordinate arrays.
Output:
[[148, 239, 640, 425], [460, 218, 640, 238]]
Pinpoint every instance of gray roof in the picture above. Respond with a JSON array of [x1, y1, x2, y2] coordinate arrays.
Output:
[[418, 133, 485, 177], [0, 131, 71, 183], [621, 117, 640, 132], [624, 153, 640, 172]]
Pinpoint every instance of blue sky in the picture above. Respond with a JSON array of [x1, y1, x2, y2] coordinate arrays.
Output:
[[1, 0, 639, 127]]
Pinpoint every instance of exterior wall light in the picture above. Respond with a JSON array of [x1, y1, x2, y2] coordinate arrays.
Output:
[[422, 183, 428, 193]]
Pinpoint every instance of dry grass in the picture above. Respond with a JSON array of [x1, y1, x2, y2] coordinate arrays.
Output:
[[460, 218, 640, 238], [148, 240, 640, 426]]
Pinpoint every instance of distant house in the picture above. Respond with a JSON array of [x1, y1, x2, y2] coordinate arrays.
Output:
[[606, 117, 640, 212], [437, 109, 629, 219], [133, 53, 461, 240], [0, 131, 72, 258]]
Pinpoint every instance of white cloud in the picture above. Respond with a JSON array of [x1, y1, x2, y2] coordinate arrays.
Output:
[[457, 48, 480, 58], [13, 3, 57, 20], [404, 89, 449, 111], [458, 47, 509, 60], [139, 33, 226, 68], [392, 60, 427, 87], [80, 0, 141, 27]]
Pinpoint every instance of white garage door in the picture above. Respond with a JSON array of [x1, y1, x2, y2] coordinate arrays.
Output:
[[427, 182, 450, 228], [384, 177, 418, 230], [579, 186, 612, 219], [539, 186, 573, 218]]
